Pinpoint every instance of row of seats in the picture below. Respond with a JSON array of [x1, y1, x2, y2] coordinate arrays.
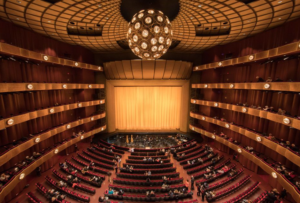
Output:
[[65, 159, 105, 179], [194, 160, 232, 180], [176, 148, 205, 161], [52, 169, 96, 194], [94, 145, 121, 157], [116, 172, 180, 180], [120, 166, 176, 174], [130, 151, 165, 156], [182, 153, 219, 170], [60, 167, 101, 187], [204, 169, 244, 192], [97, 142, 125, 154], [83, 150, 114, 166], [87, 147, 116, 161], [196, 164, 236, 183], [123, 162, 173, 169], [77, 153, 114, 170], [179, 151, 208, 165], [252, 191, 268, 203], [35, 182, 71, 203], [206, 175, 251, 202], [224, 182, 261, 203], [71, 156, 110, 175], [187, 157, 227, 174], [105, 192, 193, 201], [26, 192, 42, 203], [128, 155, 168, 160], [176, 145, 202, 157], [126, 158, 170, 164], [108, 183, 186, 193], [113, 177, 183, 186], [46, 176, 90, 202]]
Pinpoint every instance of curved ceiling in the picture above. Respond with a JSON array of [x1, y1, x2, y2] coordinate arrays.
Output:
[[0, 0, 299, 53]]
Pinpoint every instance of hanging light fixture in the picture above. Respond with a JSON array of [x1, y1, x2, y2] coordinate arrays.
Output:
[[127, 9, 173, 60]]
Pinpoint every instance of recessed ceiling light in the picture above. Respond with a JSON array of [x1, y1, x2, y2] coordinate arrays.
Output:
[[278, 17, 281, 20], [98, 4, 102, 7], [48, 20, 51, 23], [16, 18, 19, 20], [106, 17, 109, 20], [84, 11, 87, 14], [224, 27, 226, 28], [190, 17, 194, 19], [211, 11, 215, 14], [17, 0, 21, 3], [278, 1, 282, 3], [198, 5, 202, 7]]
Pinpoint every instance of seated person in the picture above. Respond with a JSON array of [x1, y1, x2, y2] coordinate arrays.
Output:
[[256, 76, 264, 82], [245, 146, 254, 152], [99, 196, 105, 202], [266, 77, 272, 82], [149, 190, 155, 197], [129, 166, 133, 172], [108, 188, 114, 195], [143, 157, 147, 161], [162, 183, 169, 189], [32, 152, 41, 159], [278, 108, 286, 115], [289, 144, 299, 152], [295, 181, 300, 189], [118, 189, 124, 195], [57, 180, 67, 188]]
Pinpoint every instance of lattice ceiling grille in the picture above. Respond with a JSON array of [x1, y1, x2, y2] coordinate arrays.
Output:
[[0, 0, 299, 53]]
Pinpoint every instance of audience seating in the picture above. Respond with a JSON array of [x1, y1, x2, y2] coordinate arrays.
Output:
[[126, 158, 170, 164], [179, 151, 209, 165], [60, 167, 101, 187], [130, 151, 165, 156], [194, 160, 232, 180], [196, 164, 236, 182], [206, 175, 251, 202], [113, 177, 183, 186], [26, 192, 43, 203], [108, 184, 186, 193], [71, 156, 110, 175], [64, 159, 105, 179], [182, 154, 219, 170], [52, 169, 96, 194], [204, 169, 244, 192], [105, 191, 193, 201], [97, 141, 125, 154], [83, 150, 114, 166], [177, 145, 203, 156], [120, 167, 176, 174], [187, 158, 229, 175], [252, 191, 268, 203], [116, 172, 180, 179], [94, 145, 122, 157], [87, 147, 116, 160], [77, 153, 114, 170], [123, 162, 173, 169], [36, 182, 71, 203], [45, 176, 90, 202], [224, 182, 261, 203], [128, 155, 168, 160], [176, 148, 205, 161]]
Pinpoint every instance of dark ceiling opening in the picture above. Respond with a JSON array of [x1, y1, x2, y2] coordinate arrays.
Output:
[[121, 0, 180, 22]]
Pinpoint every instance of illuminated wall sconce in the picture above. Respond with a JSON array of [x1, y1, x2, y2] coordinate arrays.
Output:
[[283, 118, 290, 124], [225, 123, 230, 128], [101, 127, 104, 131], [298, 43, 300, 49], [66, 124, 71, 129], [192, 127, 195, 130], [264, 83, 270, 89], [204, 84, 208, 88], [100, 100, 103, 104], [7, 119, 14, 125], [62, 84, 67, 89], [75, 62, 79, 66], [237, 148, 242, 153], [218, 62, 222, 66], [35, 137, 40, 143], [81, 135, 84, 140], [19, 173, 25, 180], [271, 172, 277, 178], [78, 103, 82, 107], [195, 66, 198, 70], [49, 108, 54, 113], [242, 107, 247, 113], [91, 117, 94, 121], [98, 66, 102, 70], [249, 55, 254, 60], [214, 102, 218, 107], [43, 55, 49, 61], [212, 135, 216, 139], [88, 85, 92, 88], [256, 136, 262, 142], [54, 149, 59, 154], [27, 84, 33, 89], [202, 117, 206, 120], [229, 84, 234, 88], [193, 100, 196, 103]]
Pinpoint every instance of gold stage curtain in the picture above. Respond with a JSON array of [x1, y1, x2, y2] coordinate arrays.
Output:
[[115, 86, 181, 130]]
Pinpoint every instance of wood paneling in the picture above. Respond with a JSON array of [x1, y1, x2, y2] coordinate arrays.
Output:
[[0, 83, 104, 93], [191, 82, 300, 92], [0, 112, 106, 167], [0, 99, 105, 130], [191, 99, 300, 130], [104, 60, 192, 80]]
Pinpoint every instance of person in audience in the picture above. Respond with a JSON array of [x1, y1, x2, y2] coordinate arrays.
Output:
[[168, 190, 174, 198], [143, 157, 147, 161], [185, 179, 189, 189], [295, 181, 300, 189], [289, 144, 299, 152], [81, 166, 89, 174], [108, 188, 114, 195], [228, 169, 237, 177], [278, 108, 286, 115], [198, 157, 203, 164], [266, 77, 272, 82], [99, 196, 105, 202], [245, 146, 254, 152], [32, 152, 41, 159], [129, 166, 133, 173], [256, 76, 264, 82], [57, 180, 67, 188]]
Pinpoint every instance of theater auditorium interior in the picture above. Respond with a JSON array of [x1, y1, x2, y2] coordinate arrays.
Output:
[[1, 0, 300, 203]]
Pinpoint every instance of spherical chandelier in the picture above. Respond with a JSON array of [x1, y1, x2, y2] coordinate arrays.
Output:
[[127, 9, 173, 60]]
